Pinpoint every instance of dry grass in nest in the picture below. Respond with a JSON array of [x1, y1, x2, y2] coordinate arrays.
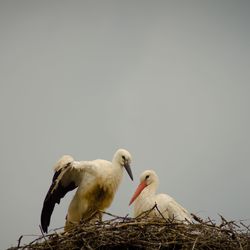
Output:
[[8, 206, 250, 250]]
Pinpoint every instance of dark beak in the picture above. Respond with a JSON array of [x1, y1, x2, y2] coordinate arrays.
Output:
[[124, 162, 133, 181]]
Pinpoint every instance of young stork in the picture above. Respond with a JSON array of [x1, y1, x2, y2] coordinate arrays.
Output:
[[41, 149, 133, 233], [129, 170, 191, 222]]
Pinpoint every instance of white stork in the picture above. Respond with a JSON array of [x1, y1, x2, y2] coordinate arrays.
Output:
[[41, 149, 133, 233], [129, 170, 191, 222]]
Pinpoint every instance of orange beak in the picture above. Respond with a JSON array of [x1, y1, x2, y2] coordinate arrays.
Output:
[[129, 181, 147, 205]]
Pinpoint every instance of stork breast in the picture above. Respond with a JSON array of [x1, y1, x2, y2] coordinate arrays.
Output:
[[84, 182, 115, 210]]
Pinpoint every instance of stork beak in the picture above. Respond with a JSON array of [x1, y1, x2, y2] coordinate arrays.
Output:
[[129, 181, 147, 206], [124, 162, 133, 181]]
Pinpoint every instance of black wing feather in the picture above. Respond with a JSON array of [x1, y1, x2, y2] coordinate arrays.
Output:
[[40, 164, 77, 233]]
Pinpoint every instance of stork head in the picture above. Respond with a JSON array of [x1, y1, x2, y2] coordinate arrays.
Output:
[[114, 149, 133, 181], [129, 170, 159, 205]]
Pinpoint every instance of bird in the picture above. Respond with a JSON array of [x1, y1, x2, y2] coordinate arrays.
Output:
[[41, 148, 133, 233], [129, 170, 191, 222]]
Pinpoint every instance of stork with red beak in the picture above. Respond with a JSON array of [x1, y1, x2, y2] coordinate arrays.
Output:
[[129, 170, 191, 222], [41, 149, 133, 233]]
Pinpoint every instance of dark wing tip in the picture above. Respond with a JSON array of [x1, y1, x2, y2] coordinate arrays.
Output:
[[41, 197, 58, 233], [40, 162, 78, 233], [40, 165, 68, 233], [40, 208, 49, 233], [40, 179, 77, 233], [40, 182, 57, 233]]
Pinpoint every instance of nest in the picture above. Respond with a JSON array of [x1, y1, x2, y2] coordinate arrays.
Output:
[[9, 207, 250, 250]]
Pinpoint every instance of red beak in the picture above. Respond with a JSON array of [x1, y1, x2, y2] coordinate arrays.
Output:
[[129, 181, 147, 205]]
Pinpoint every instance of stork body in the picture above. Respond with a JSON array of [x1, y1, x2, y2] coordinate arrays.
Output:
[[129, 170, 191, 222], [41, 149, 133, 233]]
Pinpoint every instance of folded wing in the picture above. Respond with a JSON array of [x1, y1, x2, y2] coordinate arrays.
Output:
[[164, 196, 192, 222]]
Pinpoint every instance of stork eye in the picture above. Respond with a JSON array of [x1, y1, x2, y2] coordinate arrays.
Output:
[[122, 155, 125, 160], [145, 175, 150, 179]]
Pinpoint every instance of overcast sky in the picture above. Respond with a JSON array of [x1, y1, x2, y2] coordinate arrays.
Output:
[[1, 1, 250, 249]]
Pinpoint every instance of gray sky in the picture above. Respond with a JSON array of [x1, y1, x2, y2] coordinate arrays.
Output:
[[1, 1, 250, 248]]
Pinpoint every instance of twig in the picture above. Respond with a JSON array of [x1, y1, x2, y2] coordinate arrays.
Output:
[[17, 235, 23, 248], [39, 225, 53, 250], [101, 210, 131, 220], [191, 236, 199, 250], [240, 221, 250, 231], [191, 213, 203, 223], [154, 203, 168, 222], [135, 203, 158, 219]]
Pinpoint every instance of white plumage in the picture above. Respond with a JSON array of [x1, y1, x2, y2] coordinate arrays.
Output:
[[41, 149, 133, 233], [129, 170, 191, 222]]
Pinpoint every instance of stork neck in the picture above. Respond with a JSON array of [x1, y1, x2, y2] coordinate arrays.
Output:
[[113, 162, 123, 176], [142, 182, 158, 197], [146, 182, 158, 195], [110, 160, 124, 188]]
